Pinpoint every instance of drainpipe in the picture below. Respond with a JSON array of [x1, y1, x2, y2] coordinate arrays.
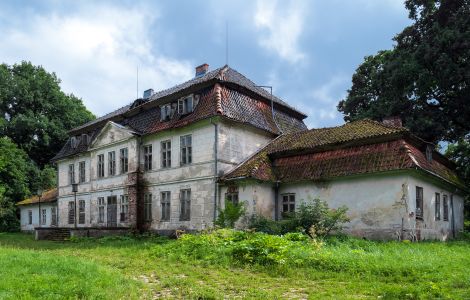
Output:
[[274, 181, 280, 221], [211, 118, 219, 223], [451, 195, 455, 238]]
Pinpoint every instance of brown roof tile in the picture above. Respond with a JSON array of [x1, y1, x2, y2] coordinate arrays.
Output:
[[17, 188, 58, 206]]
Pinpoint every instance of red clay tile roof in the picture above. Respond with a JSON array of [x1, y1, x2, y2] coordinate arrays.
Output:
[[16, 188, 58, 206], [222, 120, 466, 190]]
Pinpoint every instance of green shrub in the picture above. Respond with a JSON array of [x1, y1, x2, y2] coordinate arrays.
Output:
[[215, 200, 245, 228], [248, 199, 349, 238], [0, 190, 19, 232]]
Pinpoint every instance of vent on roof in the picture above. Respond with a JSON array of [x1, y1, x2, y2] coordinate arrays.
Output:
[[143, 89, 154, 99], [195, 64, 209, 77]]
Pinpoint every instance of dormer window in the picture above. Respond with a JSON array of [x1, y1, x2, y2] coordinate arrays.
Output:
[[71, 136, 78, 148], [160, 104, 172, 121], [178, 95, 194, 115], [81, 134, 89, 145], [426, 145, 433, 162]]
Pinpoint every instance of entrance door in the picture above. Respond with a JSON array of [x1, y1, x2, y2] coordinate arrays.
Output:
[[107, 196, 117, 227]]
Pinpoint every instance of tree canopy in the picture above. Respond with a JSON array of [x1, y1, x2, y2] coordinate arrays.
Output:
[[338, 0, 470, 143], [0, 61, 95, 167]]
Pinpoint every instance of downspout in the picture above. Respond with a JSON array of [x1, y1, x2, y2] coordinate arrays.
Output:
[[211, 118, 219, 223], [274, 181, 280, 221], [451, 194, 455, 238]]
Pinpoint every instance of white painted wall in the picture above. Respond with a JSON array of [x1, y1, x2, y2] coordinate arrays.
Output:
[[19, 203, 57, 231]]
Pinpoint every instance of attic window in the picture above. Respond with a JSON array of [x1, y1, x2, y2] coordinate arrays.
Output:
[[160, 104, 173, 121], [178, 95, 194, 115], [81, 134, 89, 145], [425, 145, 433, 162], [71, 136, 78, 148]]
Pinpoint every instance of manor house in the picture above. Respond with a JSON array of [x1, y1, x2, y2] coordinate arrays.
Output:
[[18, 64, 466, 240]]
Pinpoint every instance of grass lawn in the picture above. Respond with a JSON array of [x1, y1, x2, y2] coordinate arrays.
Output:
[[0, 232, 469, 299]]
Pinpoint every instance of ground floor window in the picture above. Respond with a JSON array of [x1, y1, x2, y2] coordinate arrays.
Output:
[[78, 200, 85, 224], [180, 189, 191, 221], [98, 197, 105, 223], [28, 210, 32, 225], [41, 208, 47, 225], [161, 191, 171, 221], [281, 193, 296, 215], [416, 187, 424, 219], [144, 193, 152, 222], [68, 201, 75, 224], [225, 187, 239, 205], [435, 193, 441, 220], [51, 207, 57, 226], [120, 195, 129, 222], [443, 195, 449, 221]]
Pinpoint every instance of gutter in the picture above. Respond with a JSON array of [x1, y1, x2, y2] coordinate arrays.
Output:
[[210, 118, 219, 223]]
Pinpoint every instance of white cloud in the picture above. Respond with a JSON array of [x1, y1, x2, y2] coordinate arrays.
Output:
[[301, 74, 349, 128], [254, 0, 307, 64], [0, 3, 193, 117]]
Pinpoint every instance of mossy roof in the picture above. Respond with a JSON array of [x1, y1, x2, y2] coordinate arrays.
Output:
[[16, 188, 58, 206]]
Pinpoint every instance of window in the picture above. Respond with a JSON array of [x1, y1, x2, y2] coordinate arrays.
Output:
[[68, 164, 75, 185], [41, 209, 47, 225], [180, 189, 191, 221], [161, 191, 171, 221], [426, 145, 433, 162], [178, 95, 193, 114], [68, 201, 75, 224], [78, 200, 85, 224], [28, 210, 32, 225], [144, 193, 152, 222], [443, 195, 449, 221], [435, 193, 441, 220], [226, 192, 239, 205], [160, 104, 172, 121], [144, 145, 153, 171], [416, 186, 424, 219], [161, 140, 171, 168], [120, 195, 129, 222], [108, 151, 116, 176], [51, 207, 57, 226], [180, 135, 192, 165], [120, 148, 128, 174], [98, 197, 105, 223], [97, 154, 105, 178], [79, 161, 86, 183], [282, 194, 296, 215]]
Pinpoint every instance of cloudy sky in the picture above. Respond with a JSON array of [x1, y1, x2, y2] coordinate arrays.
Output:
[[0, 0, 410, 129]]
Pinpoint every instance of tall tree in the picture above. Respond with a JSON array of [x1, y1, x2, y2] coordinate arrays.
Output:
[[338, 0, 470, 143], [0, 62, 95, 167]]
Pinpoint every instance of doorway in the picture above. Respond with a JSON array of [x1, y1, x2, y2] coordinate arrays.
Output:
[[107, 196, 117, 227]]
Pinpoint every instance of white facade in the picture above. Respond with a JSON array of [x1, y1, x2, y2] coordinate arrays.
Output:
[[220, 172, 465, 240], [19, 203, 58, 231], [55, 118, 273, 231]]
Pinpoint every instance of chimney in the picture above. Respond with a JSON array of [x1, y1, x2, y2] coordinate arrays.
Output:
[[382, 116, 402, 128], [143, 89, 154, 99], [195, 63, 209, 77]]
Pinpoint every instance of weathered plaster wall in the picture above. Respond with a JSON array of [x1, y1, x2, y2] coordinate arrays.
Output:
[[217, 121, 273, 174], [406, 174, 464, 240], [19, 203, 57, 231]]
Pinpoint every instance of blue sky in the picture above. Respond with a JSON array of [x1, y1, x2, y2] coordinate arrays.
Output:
[[0, 0, 411, 128]]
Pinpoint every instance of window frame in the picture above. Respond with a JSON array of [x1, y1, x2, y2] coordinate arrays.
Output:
[[144, 193, 152, 222], [281, 193, 296, 215], [98, 197, 105, 224], [68, 201, 75, 225], [79, 161, 86, 183], [225, 192, 239, 206], [179, 189, 191, 221], [416, 186, 424, 219], [68, 163, 75, 185], [161, 140, 172, 168], [51, 207, 57, 226], [435, 192, 441, 220], [144, 145, 153, 171], [41, 208, 47, 225], [108, 151, 116, 176], [161, 191, 171, 221], [178, 95, 194, 115], [78, 200, 86, 224], [443, 194, 449, 221], [28, 210, 32, 225], [120, 195, 129, 222], [120, 148, 129, 174], [97, 154, 105, 178], [180, 135, 192, 166]]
